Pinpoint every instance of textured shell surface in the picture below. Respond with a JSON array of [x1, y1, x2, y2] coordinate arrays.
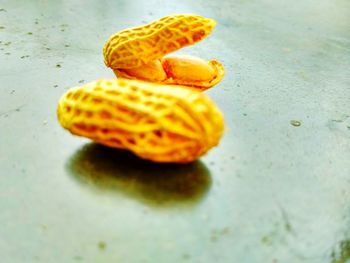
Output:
[[103, 14, 216, 69], [57, 78, 224, 163]]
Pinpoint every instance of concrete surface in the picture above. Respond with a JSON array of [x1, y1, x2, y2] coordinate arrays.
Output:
[[0, 0, 350, 262]]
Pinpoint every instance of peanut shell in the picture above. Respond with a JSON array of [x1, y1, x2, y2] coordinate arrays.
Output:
[[57, 78, 224, 163], [103, 14, 216, 69]]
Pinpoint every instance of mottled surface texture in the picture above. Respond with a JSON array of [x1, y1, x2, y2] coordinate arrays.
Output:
[[0, 1, 349, 263]]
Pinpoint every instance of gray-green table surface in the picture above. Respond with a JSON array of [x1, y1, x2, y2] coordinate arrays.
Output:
[[1, 0, 349, 262]]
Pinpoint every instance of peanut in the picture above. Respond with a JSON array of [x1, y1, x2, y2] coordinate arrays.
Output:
[[103, 14, 216, 69], [116, 59, 167, 82], [57, 78, 224, 163], [162, 55, 215, 81], [114, 55, 224, 90]]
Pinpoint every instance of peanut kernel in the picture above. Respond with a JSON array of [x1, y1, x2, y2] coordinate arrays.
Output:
[[117, 60, 167, 82], [161, 55, 216, 82]]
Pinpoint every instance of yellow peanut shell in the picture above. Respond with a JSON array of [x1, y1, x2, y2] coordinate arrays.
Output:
[[57, 78, 224, 163], [103, 14, 216, 69], [113, 55, 224, 90]]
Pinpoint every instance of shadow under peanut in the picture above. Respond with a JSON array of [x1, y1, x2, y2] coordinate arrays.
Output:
[[66, 143, 212, 207]]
